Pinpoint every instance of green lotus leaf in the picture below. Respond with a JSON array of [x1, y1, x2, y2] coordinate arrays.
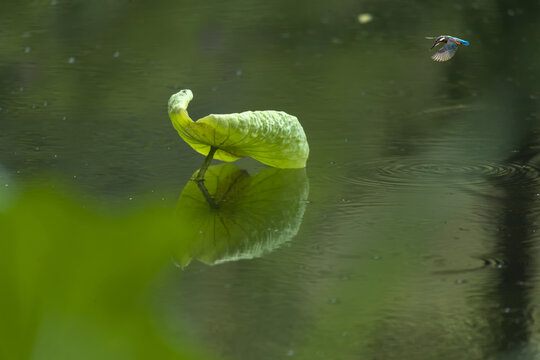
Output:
[[168, 89, 309, 169], [174, 163, 309, 266]]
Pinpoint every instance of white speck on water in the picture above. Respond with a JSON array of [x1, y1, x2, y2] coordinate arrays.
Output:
[[286, 349, 295, 356], [19, 87, 24, 92], [274, 228, 279, 233], [167, 146, 171, 150], [53, 154, 58, 159], [161, 197, 165, 201], [68, 57, 75, 64], [129, 196, 133, 201], [507, 9, 515, 16], [22, 32, 31, 38], [504, 307, 511, 313], [73, 175, 77, 179], [24, 47, 31, 53], [4, 184, 8, 187], [224, 283, 231, 289], [31, 104, 37, 109], [35, 147, 40, 151], [199, 230, 204, 234], [50, 0, 57, 5], [342, 331, 349, 337], [456, 279, 465, 284], [329, 298, 339, 304], [62, 116, 67, 120], [236, 69, 243, 76], [43, 101, 48, 107], [372, 255, 381, 260], [113, 51, 120, 58]]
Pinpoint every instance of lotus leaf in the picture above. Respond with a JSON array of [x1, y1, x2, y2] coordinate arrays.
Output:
[[174, 163, 309, 266], [168, 90, 309, 174]]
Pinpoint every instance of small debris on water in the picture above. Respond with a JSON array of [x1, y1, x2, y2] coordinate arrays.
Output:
[[68, 57, 75, 64], [286, 349, 295, 356], [357, 13, 373, 24]]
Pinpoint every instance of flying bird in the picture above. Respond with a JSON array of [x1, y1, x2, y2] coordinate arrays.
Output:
[[426, 35, 469, 62]]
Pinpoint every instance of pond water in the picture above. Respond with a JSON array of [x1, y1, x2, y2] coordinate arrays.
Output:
[[1, 1, 540, 359]]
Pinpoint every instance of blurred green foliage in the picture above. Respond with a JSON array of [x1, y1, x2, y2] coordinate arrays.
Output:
[[0, 188, 212, 359]]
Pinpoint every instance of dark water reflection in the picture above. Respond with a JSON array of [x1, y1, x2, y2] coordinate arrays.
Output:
[[1, 0, 540, 359]]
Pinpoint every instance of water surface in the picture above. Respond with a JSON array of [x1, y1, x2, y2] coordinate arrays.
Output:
[[1, 0, 540, 359]]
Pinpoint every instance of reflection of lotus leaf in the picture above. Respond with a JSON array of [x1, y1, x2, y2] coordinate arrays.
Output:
[[175, 164, 309, 266], [168, 90, 309, 168]]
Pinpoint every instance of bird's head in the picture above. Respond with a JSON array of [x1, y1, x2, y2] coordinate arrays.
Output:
[[431, 36, 446, 49]]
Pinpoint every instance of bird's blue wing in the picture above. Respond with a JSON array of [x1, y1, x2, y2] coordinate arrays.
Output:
[[432, 42, 458, 62], [454, 37, 469, 46]]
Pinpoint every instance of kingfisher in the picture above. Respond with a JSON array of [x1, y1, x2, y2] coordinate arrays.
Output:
[[426, 35, 469, 62]]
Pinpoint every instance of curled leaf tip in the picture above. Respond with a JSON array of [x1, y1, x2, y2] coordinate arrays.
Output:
[[168, 89, 309, 169], [168, 89, 193, 114]]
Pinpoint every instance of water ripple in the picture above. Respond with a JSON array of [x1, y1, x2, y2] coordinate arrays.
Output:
[[334, 158, 540, 189]]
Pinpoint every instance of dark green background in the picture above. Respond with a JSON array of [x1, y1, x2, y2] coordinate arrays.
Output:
[[1, 0, 539, 359]]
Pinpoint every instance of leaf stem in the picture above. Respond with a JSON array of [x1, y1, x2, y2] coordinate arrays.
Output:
[[193, 146, 217, 182], [196, 181, 219, 210]]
